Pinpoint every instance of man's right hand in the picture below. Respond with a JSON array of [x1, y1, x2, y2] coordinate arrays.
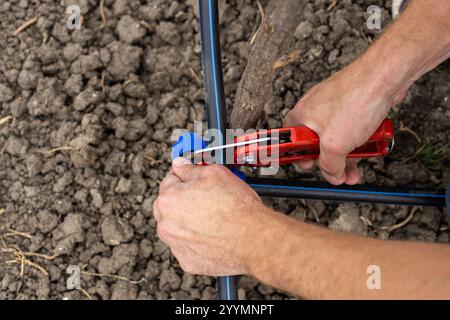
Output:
[[284, 59, 409, 185], [284, 0, 450, 186]]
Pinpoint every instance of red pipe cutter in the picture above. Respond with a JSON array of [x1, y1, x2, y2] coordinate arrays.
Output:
[[233, 118, 394, 166], [227, 119, 394, 167]]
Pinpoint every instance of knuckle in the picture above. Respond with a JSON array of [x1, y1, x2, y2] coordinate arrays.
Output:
[[159, 175, 173, 189], [206, 164, 225, 175], [321, 134, 346, 155], [156, 224, 171, 243], [284, 110, 297, 125], [181, 166, 193, 176], [156, 193, 171, 210]]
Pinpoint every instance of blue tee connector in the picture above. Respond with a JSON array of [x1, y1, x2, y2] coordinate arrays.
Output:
[[171, 132, 246, 182]]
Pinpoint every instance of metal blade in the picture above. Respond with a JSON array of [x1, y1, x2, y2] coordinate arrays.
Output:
[[194, 137, 275, 154]]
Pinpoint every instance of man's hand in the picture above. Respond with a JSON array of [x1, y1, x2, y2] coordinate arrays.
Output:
[[284, 0, 450, 186], [284, 60, 408, 185], [153, 157, 269, 276]]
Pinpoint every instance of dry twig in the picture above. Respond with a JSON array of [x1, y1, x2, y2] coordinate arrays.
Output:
[[0, 116, 12, 126], [360, 216, 373, 227], [99, 0, 107, 29], [327, 0, 338, 12], [139, 21, 152, 30], [3, 229, 32, 239], [79, 288, 93, 300], [380, 207, 420, 232], [39, 146, 73, 155], [188, 67, 202, 84], [250, 0, 265, 45], [1, 245, 49, 277], [399, 121, 421, 143], [309, 206, 320, 223], [81, 270, 145, 285], [146, 155, 163, 166], [101, 71, 106, 93], [12, 17, 38, 36], [272, 49, 302, 71]]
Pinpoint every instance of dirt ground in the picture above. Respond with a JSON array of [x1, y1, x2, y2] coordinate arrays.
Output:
[[0, 0, 448, 300]]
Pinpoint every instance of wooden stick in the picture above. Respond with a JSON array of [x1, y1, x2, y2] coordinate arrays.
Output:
[[230, 0, 308, 130]]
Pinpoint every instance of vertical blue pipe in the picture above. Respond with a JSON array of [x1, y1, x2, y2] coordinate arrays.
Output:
[[198, 0, 238, 300]]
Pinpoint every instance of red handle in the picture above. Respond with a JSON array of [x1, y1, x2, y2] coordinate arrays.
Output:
[[235, 119, 394, 167]]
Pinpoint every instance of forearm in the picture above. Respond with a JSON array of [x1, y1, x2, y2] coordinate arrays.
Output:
[[248, 209, 450, 299], [359, 0, 450, 97]]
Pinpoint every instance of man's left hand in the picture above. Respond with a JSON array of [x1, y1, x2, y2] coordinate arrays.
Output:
[[153, 157, 269, 276]]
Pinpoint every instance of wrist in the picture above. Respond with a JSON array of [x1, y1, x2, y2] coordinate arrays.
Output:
[[241, 206, 284, 277], [243, 207, 302, 283]]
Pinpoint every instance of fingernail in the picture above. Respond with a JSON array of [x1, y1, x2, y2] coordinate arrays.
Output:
[[172, 157, 191, 167]]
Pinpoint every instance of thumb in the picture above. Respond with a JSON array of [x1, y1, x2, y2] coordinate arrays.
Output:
[[172, 157, 201, 182], [318, 144, 347, 185]]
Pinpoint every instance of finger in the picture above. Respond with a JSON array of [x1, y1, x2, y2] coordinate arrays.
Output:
[[283, 110, 298, 127], [159, 171, 182, 192], [153, 198, 162, 222], [318, 146, 347, 185], [344, 159, 361, 185], [172, 157, 203, 182], [293, 159, 316, 171]]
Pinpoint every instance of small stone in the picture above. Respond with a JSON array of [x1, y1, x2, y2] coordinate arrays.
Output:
[[329, 203, 367, 235], [107, 42, 143, 80], [310, 45, 324, 58], [115, 177, 132, 193], [181, 273, 196, 291], [37, 210, 58, 233], [417, 207, 441, 230], [74, 88, 103, 111], [18, 69, 39, 89], [162, 107, 188, 128], [295, 21, 314, 40], [123, 80, 148, 98], [53, 172, 74, 193], [145, 260, 161, 281], [101, 216, 134, 246], [77, 52, 102, 73], [142, 197, 154, 215], [111, 282, 138, 300], [159, 267, 181, 290], [0, 83, 14, 102], [386, 162, 414, 185], [117, 15, 146, 44], [328, 49, 340, 64], [64, 74, 83, 96], [105, 102, 123, 116], [5, 136, 29, 156], [98, 243, 138, 274], [63, 43, 82, 62], [24, 154, 43, 177], [156, 21, 181, 45], [90, 189, 103, 209], [52, 213, 84, 255]]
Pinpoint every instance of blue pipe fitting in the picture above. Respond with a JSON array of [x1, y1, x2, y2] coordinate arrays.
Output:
[[171, 132, 207, 160]]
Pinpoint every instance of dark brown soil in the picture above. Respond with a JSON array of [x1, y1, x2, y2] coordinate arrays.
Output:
[[0, 0, 448, 300]]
